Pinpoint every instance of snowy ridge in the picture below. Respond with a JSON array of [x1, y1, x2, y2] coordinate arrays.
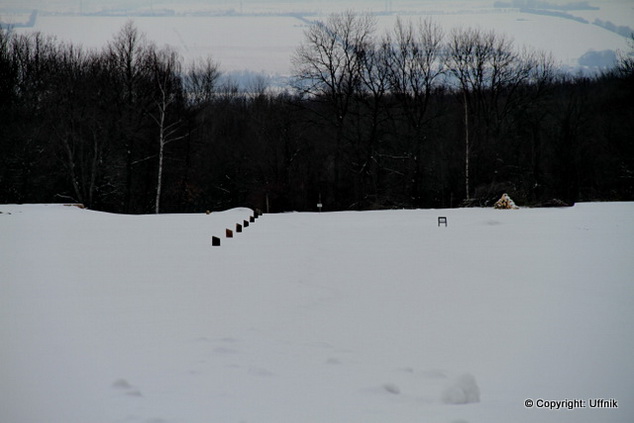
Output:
[[1, 203, 633, 423]]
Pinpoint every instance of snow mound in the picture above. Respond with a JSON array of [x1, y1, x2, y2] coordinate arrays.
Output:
[[494, 193, 519, 209], [441, 373, 481, 405], [382, 383, 401, 395]]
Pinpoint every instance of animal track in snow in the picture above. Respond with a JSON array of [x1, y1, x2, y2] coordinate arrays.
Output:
[[112, 378, 143, 398], [382, 383, 401, 395]]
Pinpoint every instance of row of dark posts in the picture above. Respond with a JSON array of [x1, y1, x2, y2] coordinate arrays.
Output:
[[212, 209, 262, 246], [213, 211, 444, 246]]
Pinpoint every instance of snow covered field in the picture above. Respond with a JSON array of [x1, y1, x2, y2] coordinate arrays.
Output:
[[6, 7, 631, 75], [13, 15, 305, 75], [1, 202, 633, 423]]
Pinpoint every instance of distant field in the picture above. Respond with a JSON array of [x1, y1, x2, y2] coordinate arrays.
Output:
[[2, 0, 631, 79], [5, 8, 628, 77]]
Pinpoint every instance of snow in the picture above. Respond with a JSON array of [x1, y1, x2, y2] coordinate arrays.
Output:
[[12, 15, 305, 75], [414, 11, 629, 67], [9, 7, 631, 75], [1, 202, 633, 423], [441, 373, 480, 405]]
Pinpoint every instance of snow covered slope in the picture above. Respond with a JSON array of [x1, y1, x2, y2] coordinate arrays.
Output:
[[1, 203, 633, 423]]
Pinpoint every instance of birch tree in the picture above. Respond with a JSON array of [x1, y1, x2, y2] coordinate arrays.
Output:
[[446, 28, 545, 200], [149, 48, 184, 214]]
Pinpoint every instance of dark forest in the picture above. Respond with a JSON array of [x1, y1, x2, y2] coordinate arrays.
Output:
[[1, 13, 632, 214]]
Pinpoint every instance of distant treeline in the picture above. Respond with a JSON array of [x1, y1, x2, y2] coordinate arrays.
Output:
[[494, 1, 598, 11], [517, 7, 588, 24], [1, 14, 632, 214], [593, 19, 634, 39], [0, 10, 37, 29]]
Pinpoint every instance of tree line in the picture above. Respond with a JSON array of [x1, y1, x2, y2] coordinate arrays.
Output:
[[1, 13, 632, 213]]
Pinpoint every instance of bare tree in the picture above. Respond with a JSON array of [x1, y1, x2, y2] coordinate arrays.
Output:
[[0, 28, 15, 105], [292, 11, 376, 204], [51, 43, 98, 206], [185, 56, 221, 106], [383, 17, 445, 203], [148, 48, 184, 214], [246, 73, 270, 100], [446, 27, 495, 200], [106, 21, 153, 212], [446, 27, 547, 200], [617, 33, 634, 77], [386, 18, 445, 124], [353, 35, 390, 202], [292, 11, 375, 120], [4, 32, 58, 202]]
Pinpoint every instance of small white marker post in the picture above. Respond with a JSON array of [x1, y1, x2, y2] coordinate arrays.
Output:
[[317, 194, 323, 212]]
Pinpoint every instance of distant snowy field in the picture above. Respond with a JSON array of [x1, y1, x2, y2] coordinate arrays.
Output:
[[18, 15, 305, 75], [6, 8, 631, 76], [1, 203, 633, 423]]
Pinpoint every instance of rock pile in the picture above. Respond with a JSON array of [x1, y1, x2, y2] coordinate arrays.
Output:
[[494, 193, 519, 209]]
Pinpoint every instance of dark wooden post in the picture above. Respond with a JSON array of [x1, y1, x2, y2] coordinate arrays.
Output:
[[236, 223, 242, 233], [226, 229, 233, 238], [211, 236, 221, 246]]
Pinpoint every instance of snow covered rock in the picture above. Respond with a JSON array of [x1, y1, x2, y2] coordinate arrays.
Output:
[[441, 373, 481, 404], [494, 193, 519, 209]]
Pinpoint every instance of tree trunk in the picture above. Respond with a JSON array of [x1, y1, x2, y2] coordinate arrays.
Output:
[[464, 91, 470, 200], [155, 96, 166, 214]]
